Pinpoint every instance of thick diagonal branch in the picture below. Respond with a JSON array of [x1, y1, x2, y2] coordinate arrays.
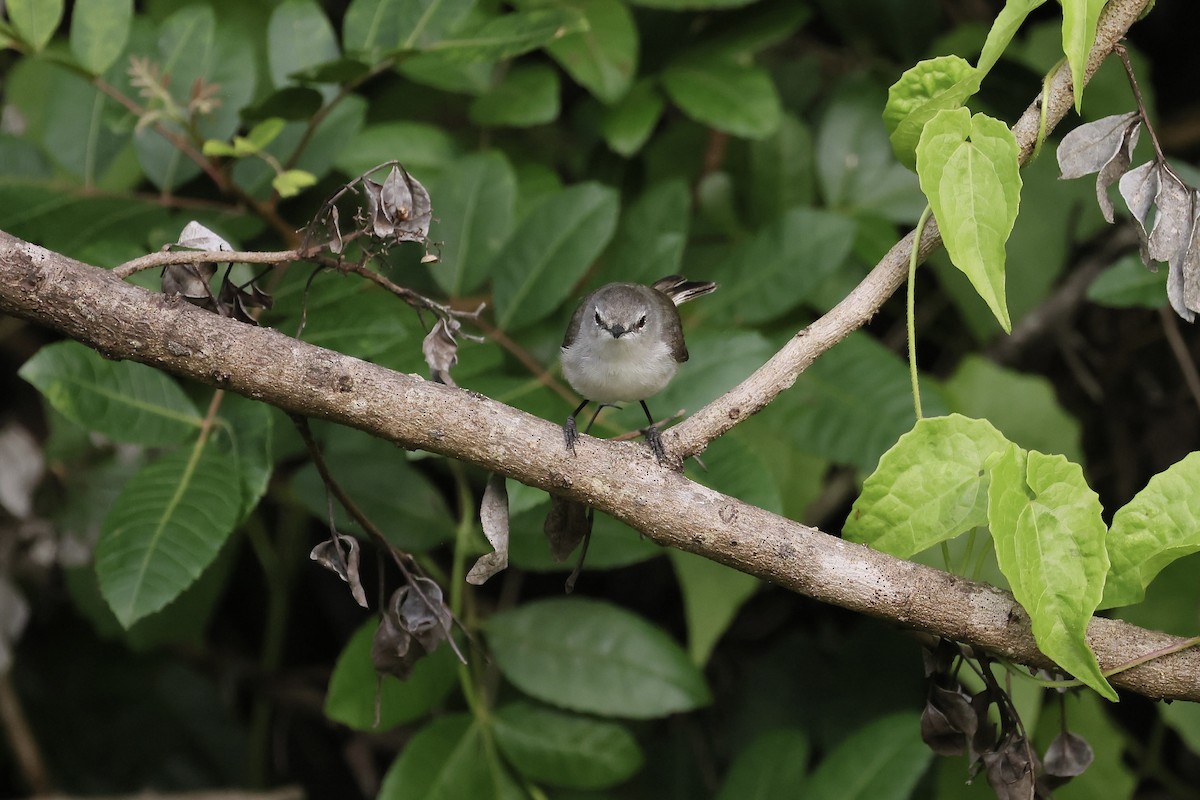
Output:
[[0, 230, 1197, 702], [670, 0, 1152, 458]]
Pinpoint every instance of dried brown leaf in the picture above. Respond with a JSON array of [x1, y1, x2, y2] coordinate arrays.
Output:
[[422, 318, 461, 387], [310, 534, 368, 608], [371, 576, 452, 681], [467, 473, 509, 585], [1043, 730, 1094, 778], [543, 494, 591, 562], [1056, 112, 1139, 180]]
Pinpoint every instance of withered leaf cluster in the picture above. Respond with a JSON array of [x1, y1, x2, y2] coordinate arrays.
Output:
[[371, 576, 453, 681], [921, 641, 1092, 800], [309, 533, 368, 609], [306, 161, 433, 257], [161, 221, 272, 324], [1057, 112, 1200, 320]]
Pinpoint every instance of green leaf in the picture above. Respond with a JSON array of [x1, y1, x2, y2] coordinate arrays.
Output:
[[378, 715, 524, 800], [845, 414, 1010, 559], [19, 341, 201, 446], [202, 139, 239, 157], [96, 441, 245, 628], [324, 619, 457, 730], [486, 597, 711, 718], [779, 332, 948, 474], [1087, 253, 1168, 309], [1162, 700, 1200, 759], [6, 0, 63, 52], [661, 59, 782, 140], [213, 397, 274, 522], [916, 108, 1020, 332], [426, 8, 588, 63], [542, 0, 637, 103], [603, 178, 689, 284], [987, 445, 1116, 700], [802, 713, 932, 800], [268, 0, 341, 88], [883, 56, 980, 171], [669, 549, 758, 666], [943, 356, 1083, 462], [816, 82, 925, 224], [69, 0, 132, 74], [271, 168, 317, 197], [492, 182, 620, 331], [977, 0, 1048, 75], [427, 151, 518, 296], [705, 207, 856, 324], [246, 118, 287, 151], [333, 121, 459, 180], [290, 428, 453, 552], [600, 78, 664, 156], [716, 729, 810, 800], [492, 702, 644, 789], [1102, 452, 1200, 609], [469, 64, 560, 127], [627, 0, 755, 8], [344, 0, 475, 55], [1061, 0, 1107, 112], [745, 114, 816, 224]]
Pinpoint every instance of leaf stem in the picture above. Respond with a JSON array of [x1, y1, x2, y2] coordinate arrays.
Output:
[[908, 205, 932, 421]]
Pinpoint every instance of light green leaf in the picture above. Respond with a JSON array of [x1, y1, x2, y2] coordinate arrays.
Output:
[[661, 59, 782, 140], [705, 207, 856, 324], [988, 445, 1116, 700], [426, 8, 588, 63], [977, 0, 1048, 75], [96, 442, 245, 628], [670, 550, 758, 666], [542, 0, 637, 103], [272, 168, 318, 197], [845, 414, 1010, 558], [802, 713, 932, 800], [6, 0, 63, 52], [603, 178, 689, 284], [1061, 0, 1107, 112], [246, 118, 287, 151], [492, 182, 619, 331], [600, 78, 664, 156], [203, 139, 239, 157], [716, 729, 810, 800], [378, 715, 523, 800], [324, 619, 457, 730], [486, 597, 711, 718], [268, 0, 341, 87], [492, 702, 644, 789], [468, 64, 560, 127], [70, 0, 132, 74], [944, 355, 1083, 462], [916, 108, 1020, 332], [883, 55, 980, 170], [427, 151, 517, 296], [19, 341, 201, 446], [1102, 452, 1200, 609]]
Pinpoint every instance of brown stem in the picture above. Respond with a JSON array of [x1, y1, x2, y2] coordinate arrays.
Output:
[[0, 672, 52, 796]]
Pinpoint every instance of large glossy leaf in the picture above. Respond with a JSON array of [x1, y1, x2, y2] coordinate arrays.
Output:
[[492, 182, 619, 331], [916, 108, 1021, 332], [1102, 452, 1200, 609], [603, 178, 689, 285], [802, 713, 931, 800], [661, 59, 781, 140], [468, 64, 560, 127], [20, 341, 201, 446], [268, 0, 341, 87], [333, 121, 458, 181], [705, 207, 855, 324], [486, 597, 711, 718], [988, 445, 1116, 700], [600, 78, 664, 156], [324, 619, 457, 731], [716, 729, 810, 800], [745, 114, 816, 225], [845, 414, 1010, 559], [6, 0, 63, 52], [542, 0, 637, 103], [377, 715, 523, 800], [70, 0, 133, 74], [96, 441, 245, 628], [425, 8, 588, 63], [427, 151, 518, 296], [492, 702, 644, 789]]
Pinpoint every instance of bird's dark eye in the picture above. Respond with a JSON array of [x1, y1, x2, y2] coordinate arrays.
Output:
[[636, 315, 647, 329], [594, 311, 603, 325]]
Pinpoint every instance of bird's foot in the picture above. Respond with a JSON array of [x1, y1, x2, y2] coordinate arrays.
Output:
[[563, 416, 579, 455], [643, 424, 667, 465]]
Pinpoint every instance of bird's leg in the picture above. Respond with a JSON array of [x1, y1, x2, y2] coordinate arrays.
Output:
[[563, 399, 590, 454], [639, 400, 667, 464], [564, 506, 595, 594]]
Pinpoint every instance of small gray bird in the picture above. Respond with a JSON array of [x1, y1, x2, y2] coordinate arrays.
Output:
[[560, 275, 717, 462]]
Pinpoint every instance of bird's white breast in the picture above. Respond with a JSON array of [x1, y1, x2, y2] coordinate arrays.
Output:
[[561, 335, 678, 404]]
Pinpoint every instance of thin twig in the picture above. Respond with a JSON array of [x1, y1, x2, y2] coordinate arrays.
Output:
[[1158, 306, 1200, 415], [0, 672, 52, 795], [472, 315, 575, 403]]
